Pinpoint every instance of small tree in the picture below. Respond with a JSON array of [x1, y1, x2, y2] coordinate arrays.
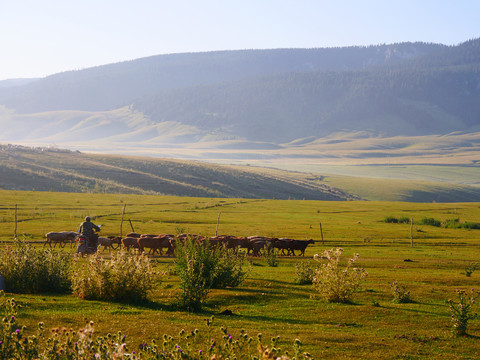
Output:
[[312, 248, 368, 303]]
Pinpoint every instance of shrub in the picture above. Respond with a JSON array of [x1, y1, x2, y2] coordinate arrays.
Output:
[[384, 216, 410, 224], [462, 221, 480, 230], [295, 260, 316, 285], [390, 281, 413, 303], [175, 239, 248, 311], [0, 239, 71, 294], [175, 238, 220, 312], [384, 216, 398, 223], [264, 246, 279, 267], [211, 247, 248, 288], [464, 263, 478, 277], [420, 217, 441, 227], [446, 288, 479, 336], [312, 248, 368, 303], [71, 251, 161, 302], [398, 216, 411, 224], [0, 294, 313, 359], [443, 218, 462, 229]]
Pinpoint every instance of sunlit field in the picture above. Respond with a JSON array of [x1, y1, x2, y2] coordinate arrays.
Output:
[[1, 190, 480, 358]]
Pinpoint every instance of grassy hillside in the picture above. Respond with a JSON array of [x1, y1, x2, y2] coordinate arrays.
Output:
[[0, 144, 356, 200], [2, 144, 480, 202]]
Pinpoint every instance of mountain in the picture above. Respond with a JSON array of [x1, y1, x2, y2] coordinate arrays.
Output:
[[0, 78, 39, 88], [1, 39, 480, 182], [0, 43, 442, 113]]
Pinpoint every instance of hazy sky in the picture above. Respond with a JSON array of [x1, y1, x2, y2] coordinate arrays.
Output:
[[1, 0, 478, 80]]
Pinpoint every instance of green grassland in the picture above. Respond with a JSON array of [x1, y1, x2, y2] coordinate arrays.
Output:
[[1, 190, 480, 358]]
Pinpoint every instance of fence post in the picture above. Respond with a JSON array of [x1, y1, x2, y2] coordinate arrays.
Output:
[[215, 212, 221, 236], [410, 218, 414, 247], [128, 218, 135, 232], [320, 222, 324, 244], [14, 204, 17, 240], [120, 204, 126, 237]]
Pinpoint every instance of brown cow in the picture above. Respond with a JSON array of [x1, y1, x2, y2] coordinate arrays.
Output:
[[44, 231, 78, 248], [247, 236, 277, 256], [125, 232, 141, 238], [121, 237, 140, 252], [98, 236, 122, 251], [274, 238, 295, 256], [137, 235, 174, 256], [288, 239, 315, 256]]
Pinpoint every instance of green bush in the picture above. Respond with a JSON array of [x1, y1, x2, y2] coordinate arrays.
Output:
[[462, 222, 480, 230], [71, 252, 161, 302], [312, 248, 368, 303], [175, 238, 220, 312], [384, 216, 398, 223], [0, 239, 71, 294], [420, 217, 441, 227], [295, 260, 316, 285], [264, 246, 279, 267], [384, 216, 410, 224], [443, 218, 462, 229], [175, 239, 247, 311], [398, 216, 411, 224], [211, 247, 248, 288]]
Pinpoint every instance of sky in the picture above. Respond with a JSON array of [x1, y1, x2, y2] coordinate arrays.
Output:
[[0, 0, 479, 80]]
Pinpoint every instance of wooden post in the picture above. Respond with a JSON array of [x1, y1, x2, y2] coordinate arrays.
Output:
[[128, 219, 135, 233], [14, 204, 17, 240], [120, 204, 126, 237], [410, 218, 413, 247], [215, 212, 221, 236], [319, 222, 324, 244]]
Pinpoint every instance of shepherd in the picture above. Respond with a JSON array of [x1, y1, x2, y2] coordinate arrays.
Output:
[[77, 216, 101, 255]]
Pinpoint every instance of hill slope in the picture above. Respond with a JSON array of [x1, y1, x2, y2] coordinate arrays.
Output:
[[0, 144, 356, 200], [2, 144, 480, 202]]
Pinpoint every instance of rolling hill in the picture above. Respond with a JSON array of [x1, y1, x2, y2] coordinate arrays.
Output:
[[2, 144, 480, 202], [0, 144, 357, 200]]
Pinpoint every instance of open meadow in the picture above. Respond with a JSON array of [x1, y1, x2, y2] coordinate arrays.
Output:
[[1, 190, 480, 358]]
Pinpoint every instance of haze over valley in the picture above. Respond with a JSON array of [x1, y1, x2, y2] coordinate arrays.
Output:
[[1, 38, 480, 200]]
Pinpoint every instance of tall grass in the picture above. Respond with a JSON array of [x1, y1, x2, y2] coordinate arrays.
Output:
[[71, 252, 161, 302], [0, 238, 71, 293]]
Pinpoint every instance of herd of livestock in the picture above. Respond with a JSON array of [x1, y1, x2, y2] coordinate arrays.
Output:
[[44, 231, 315, 257]]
